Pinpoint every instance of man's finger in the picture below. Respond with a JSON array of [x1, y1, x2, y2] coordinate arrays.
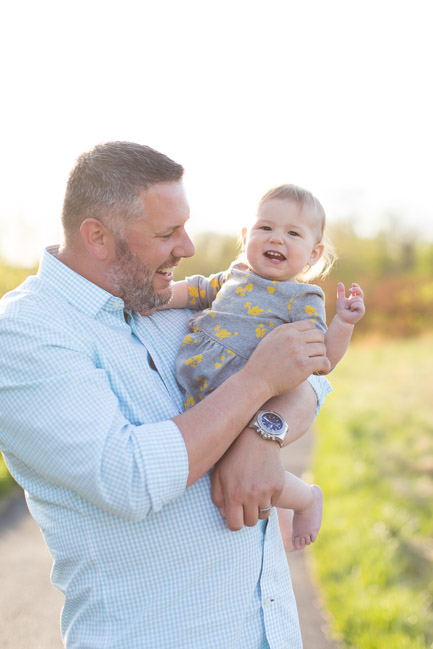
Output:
[[243, 501, 260, 527], [211, 470, 224, 509], [257, 503, 273, 520], [308, 342, 328, 357], [310, 356, 331, 375], [225, 503, 245, 531], [292, 319, 316, 331]]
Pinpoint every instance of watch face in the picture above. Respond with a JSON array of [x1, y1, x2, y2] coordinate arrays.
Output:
[[260, 411, 284, 432]]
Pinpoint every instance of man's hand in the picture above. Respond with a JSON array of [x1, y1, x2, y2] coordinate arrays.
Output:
[[211, 427, 285, 531], [243, 319, 330, 397]]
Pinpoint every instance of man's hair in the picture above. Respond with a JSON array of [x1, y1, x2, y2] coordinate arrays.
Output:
[[258, 184, 337, 280], [61, 141, 184, 242]]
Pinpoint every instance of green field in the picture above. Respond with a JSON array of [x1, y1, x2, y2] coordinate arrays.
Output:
[[312, 335, 433, 649], [0, 457, 18, 501], [0, 262, 36, 501]]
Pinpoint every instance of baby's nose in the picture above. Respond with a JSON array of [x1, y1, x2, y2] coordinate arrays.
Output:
[[269, 231, 284, 243]]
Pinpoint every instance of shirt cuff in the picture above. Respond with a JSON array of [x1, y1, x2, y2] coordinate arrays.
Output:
[[138, 419, 189, 512]]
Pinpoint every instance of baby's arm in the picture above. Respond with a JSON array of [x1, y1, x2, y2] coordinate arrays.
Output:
[[163, 280, 189, 309], [325, 282, 365, 370], [276, 472, 323, 550], [158, 272, 227, 312]]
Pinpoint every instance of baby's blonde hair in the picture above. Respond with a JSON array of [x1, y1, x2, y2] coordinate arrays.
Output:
[[258, 184, 336, 281]]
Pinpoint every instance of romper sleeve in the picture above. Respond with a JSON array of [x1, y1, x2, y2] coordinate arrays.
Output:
[[185, 271, 228, 310], [290, 284, 327, 333]]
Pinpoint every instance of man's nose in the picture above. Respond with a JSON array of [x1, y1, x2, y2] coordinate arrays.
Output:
[[174, 231, 195, 259]]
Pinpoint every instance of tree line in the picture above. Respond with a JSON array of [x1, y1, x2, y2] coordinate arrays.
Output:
[[2, 221, 432, 337]]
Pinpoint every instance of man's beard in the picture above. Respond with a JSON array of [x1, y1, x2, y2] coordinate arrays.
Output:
[[106, 239, 174, 312]]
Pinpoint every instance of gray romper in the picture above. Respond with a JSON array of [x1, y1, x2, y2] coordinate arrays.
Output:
[[175, 262, 327, 408]]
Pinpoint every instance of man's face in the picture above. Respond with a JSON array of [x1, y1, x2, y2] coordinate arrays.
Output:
[[106, 181, 195, 312]]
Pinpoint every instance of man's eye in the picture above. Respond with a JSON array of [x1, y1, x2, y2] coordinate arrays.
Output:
[[161, 232, 173, 239]]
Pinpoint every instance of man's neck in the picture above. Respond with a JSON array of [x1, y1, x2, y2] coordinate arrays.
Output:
[[57, 245, 113, 295]]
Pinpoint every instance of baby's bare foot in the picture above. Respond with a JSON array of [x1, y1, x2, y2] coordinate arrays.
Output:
[[292, 485, 323, 550]]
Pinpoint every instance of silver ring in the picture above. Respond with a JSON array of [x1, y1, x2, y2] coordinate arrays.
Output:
[[259, 505, 273, 515]]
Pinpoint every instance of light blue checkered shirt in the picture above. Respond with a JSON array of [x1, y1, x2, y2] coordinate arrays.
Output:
[[0, 247, 331, 649]]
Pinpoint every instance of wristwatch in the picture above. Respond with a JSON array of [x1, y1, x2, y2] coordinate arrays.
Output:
[[248, 410, 288, 447]]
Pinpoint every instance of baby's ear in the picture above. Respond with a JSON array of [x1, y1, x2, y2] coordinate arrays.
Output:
[[309, 243, 324, 266], [241, 227, 247, 251]]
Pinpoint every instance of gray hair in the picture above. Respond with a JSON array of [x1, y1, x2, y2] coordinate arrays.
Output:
[[61, 141, 184, 242]]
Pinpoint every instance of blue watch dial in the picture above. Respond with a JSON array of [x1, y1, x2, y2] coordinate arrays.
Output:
[[261, 412, 283, 432]]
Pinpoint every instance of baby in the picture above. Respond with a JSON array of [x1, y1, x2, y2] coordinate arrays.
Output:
[[164, 184, 365, 549]]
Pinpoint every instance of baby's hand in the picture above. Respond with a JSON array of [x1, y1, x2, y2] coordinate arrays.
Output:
[[336, 282, 365, 325]]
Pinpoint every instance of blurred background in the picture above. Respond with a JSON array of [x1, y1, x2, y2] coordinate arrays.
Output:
[[1, 1, 432, 648]]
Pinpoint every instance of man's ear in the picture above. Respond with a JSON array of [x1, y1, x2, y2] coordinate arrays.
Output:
[[80, 218, 114, 261], [308, 243, 324, 267]]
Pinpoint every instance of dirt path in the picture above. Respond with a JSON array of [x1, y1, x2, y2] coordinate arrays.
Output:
[[0, 428, 338, 649], [0, 491, 64, 649], [282, 428, 340, 649]]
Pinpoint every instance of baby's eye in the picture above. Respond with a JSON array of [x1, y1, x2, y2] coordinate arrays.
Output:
[[288, 230, 300, 237], [260, 226, 272, 231]]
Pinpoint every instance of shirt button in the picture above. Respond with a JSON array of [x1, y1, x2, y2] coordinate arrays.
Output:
[[264, 598, 272, 607]]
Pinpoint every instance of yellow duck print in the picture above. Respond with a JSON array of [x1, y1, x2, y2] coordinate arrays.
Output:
[[235, 282, 253, 298], [244, 302, 264, 317], [188, 286, 206, 306], [214, 349, 236, 369], [195, 376, 208, 394], [184, 395, 195, 409], [184, 354, 203, 368], [188, 285, 199, 306], [266, 281, 278, 294], [255, 323, 267, 338], [182, 334, 198, 347], [210, 276, 221, 296], [214, 324, 237, 341], [304, 304, 319, 318]]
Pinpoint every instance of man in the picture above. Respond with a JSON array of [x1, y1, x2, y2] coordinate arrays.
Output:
[[0, 142, 331, 648]]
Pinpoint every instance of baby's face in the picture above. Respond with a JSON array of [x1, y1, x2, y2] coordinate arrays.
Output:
[[242, 199, 323, 282]]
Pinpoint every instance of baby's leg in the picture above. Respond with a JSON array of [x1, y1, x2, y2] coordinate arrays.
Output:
[[276, 508, 294, 552], [276, 472, 323, 550]]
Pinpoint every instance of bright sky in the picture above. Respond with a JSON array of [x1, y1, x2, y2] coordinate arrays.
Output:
[[1, 0, 432, 266]]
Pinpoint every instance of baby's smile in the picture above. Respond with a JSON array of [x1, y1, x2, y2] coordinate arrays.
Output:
[[264, 250, 286, 262]]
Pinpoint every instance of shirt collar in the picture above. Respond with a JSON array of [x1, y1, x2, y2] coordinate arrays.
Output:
[[38, 245, 126, 318]]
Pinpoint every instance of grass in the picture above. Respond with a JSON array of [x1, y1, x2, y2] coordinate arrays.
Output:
[[0, 263, 36, 505], [0, 456, 19, 502], [312, 335, 433, 649]]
